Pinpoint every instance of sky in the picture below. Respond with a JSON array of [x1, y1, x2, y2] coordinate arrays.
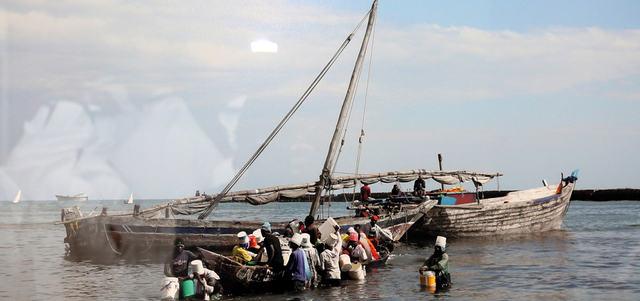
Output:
[[1, 0, 639, 201]]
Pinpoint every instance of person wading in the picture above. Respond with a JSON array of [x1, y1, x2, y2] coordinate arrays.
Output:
[[419, 236, 451, 290]]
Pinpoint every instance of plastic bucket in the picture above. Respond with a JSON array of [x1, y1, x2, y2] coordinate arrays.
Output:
[[160, 277, 179, 300], [420, 271, 436, 290], [179, 279, 195, 298], [339, 254, 352, 272], [348, 262, 364, 280]]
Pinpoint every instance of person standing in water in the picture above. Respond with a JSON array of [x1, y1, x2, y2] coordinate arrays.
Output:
[[419, 236, 451, 289], [286, 233, 307, 292], [261, 222, 284, 272], [164, 238, 198, 281]]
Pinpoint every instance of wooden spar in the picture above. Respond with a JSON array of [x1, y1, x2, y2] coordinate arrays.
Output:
[[438, 154, 445, 191], [309, 0, 378, 218]]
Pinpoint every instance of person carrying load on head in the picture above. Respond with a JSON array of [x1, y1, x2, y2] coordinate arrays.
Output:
[[419, 236, 451, 290], [232, 231, 261, 264], [344, 231, 368, 277], [286, 233, 307, 292], [301, 233, 322, 288], [190, 260, 223, 300], [319, 225, 342, 287]]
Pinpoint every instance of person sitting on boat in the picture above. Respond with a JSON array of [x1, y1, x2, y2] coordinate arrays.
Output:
[[319, 226, 342, 287], [247, 234, 261, 254], [261, 222, 285, 272], [232, 231, 261, 264], [419, 236, 451, 290], [190, 259, 223, 300], [413, 177, 426, 197], [285, 233, 307, 292], [390, 184, 404, 198], [301, 233, 321, 288], [164, 238, 198, 281], [344, 231, 368, 277], [353, 224, 378, 261], [362, 215, 393, 250], [302, 215, 319, 246], [360, 183, 371, 202]]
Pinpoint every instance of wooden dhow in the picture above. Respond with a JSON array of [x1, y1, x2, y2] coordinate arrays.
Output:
[[411, 170, 578, 237], [56, 0, 577, 263], [55, 0, 452, 262]]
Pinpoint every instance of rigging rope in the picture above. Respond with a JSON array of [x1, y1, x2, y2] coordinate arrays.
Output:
[[198, 15, 370, 220], [352, 19, 377, 206]]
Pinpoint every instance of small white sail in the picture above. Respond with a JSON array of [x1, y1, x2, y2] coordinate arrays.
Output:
[[126, 192, 133, 204], [12, 190, 21, 203]]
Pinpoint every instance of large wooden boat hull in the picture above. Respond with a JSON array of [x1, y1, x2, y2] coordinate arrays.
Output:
[[60, 200, 432, 262], [410, 180, 576, 237]]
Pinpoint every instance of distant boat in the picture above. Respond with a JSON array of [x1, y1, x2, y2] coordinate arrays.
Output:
[[124, 192, 133, 204], [56, 193, 88, 202], [12, 190, 21, 203]]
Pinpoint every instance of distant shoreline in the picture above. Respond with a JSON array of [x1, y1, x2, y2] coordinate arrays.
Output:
[[476, 188, 640, 201]]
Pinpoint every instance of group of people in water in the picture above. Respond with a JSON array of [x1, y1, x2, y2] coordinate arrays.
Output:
[[164, 213, 451, 299]]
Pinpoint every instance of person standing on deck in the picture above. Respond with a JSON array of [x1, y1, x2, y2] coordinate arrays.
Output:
[[360, 183, 371, 202], [261, 222, 284, 272], [286, 233, 306, 292], [419, 236, 451, 290]]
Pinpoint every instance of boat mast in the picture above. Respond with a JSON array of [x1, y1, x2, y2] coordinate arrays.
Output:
[[309, 0, 378, 218]]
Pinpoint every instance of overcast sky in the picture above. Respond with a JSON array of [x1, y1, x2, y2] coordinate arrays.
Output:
[[1, 0, 639, 200]]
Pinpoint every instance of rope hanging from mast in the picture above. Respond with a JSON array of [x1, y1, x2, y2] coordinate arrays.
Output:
[[197, 7, 370, 220], [309, 0, 379, 218]]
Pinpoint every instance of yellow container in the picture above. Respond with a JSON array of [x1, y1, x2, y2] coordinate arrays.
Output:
[[420, 271, 436, 291]]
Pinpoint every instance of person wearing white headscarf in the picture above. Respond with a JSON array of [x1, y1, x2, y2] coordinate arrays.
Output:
[[419, 236, 451, 289]]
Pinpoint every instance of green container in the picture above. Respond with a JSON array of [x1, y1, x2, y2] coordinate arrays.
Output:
[[179, 279, 195, 298]]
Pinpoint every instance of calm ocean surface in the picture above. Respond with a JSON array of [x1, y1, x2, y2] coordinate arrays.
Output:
[[1, 200, 638, 300]]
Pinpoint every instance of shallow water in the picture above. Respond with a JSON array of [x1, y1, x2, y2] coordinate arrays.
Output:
[[1, 200, 638, 300]]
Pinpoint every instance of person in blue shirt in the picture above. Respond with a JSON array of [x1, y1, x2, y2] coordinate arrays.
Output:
[[285, 233, 306, 292]]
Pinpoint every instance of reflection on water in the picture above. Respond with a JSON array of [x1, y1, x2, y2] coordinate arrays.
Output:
[[1, 201, 639, 300]]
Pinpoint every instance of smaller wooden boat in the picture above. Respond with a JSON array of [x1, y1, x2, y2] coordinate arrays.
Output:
[[197, 247, 286, 295], [56, 193, 88, 201], [367, 252, 389, 269]]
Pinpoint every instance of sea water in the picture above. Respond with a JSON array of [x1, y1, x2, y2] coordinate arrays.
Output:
[[1, 200, 638, 300]]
